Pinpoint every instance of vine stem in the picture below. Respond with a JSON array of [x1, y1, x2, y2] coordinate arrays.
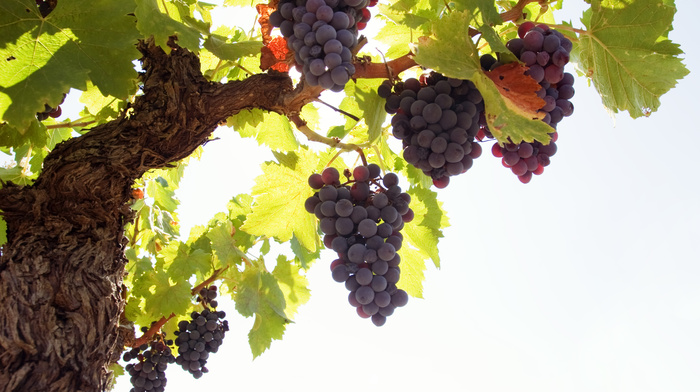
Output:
[[289, 114, 364, 152], [191, 265, 231, 296], [46, 118, 96, 130], [352, 52, 418, 79], [129, 313, 176, 348]]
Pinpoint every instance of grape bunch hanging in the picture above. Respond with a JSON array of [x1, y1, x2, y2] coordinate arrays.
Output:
[[305, 164, 411, 326], [123, 335, 175, 392], [269, 0, 375, 91], [379, 73, 485, 188], [174, 286, 228, 379], [477, 22, 576, 183]]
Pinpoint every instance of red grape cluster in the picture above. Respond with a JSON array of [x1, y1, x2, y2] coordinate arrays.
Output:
[[305, 165, 412, 326], [478, 24, 575, 183]]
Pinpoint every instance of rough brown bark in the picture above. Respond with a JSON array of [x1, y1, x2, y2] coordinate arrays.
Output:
[[0, 39, 310, 392]]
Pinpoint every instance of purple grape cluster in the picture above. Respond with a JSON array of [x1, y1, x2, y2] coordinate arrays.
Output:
[[123, 340, 175, 392], [173, 286, 228, 379], [269, 0, 372, 91], [477, 23, 575, 183], [379, 72, 485, 188], [305, 165, 412, 326]]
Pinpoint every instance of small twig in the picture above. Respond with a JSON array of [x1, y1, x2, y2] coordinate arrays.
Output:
[[357, 148, 368, 166], [353, 52, 418, 79], [129, 313, 176, 348], [46, 119, 96, 130], [191, 265, 231, 296], [314, 98, 360, 122], [289, 114, 363, 152]]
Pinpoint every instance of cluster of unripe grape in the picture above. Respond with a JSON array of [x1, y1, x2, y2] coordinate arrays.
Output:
[[269, 0, 376, 91], [305, 164, 411, 326]]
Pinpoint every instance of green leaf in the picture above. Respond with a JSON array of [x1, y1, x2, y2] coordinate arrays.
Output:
[[134, 0, 203, 53], [144, 272, 193, 318], [271, 255, 310, 319], [203, 35, 262, 61], [397, 243, 427, 298], [206, 220, 247, 267], [414, 10, 554, 144], [79, 81, 121, 122], [146, 176, 179, 212], [242, 147, 320, 252], [0, 0, 140, 129], [161, 242, 213, 280], [234, 260, 290, 358], [289, 235, 319, 269], [452, 0, 502, 25], [344, 79, 387, 144], [575, 0, 689, 118], [373, 20, 415, 59], [404, 186, 448, 268], [227, 108, 299, 151]]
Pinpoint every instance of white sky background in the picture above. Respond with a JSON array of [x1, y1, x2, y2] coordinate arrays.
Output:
[[33, 0, 699, 391]]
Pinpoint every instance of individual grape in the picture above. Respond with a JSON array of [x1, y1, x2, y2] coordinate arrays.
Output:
[[355, 286, 375, 305], [321, 167, 340, 185], [355, 268, 373, 286]]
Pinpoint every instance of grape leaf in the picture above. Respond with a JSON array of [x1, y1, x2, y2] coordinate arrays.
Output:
[[575, 0, 688, 118], [241, 147, 320, 252], [227, 108, 299, 151], [414, 10, 554, 144], [289, 235, 319, 269], [271, 255, 310, 320], [397, 243, 426, 298], [234, 260, 290, 358], [203, 35, 262, 61], [144, 272, 193, 319], [161, 242, 213, 279], [452, 0, 502, 25], [135, 0, 204, 53], [206, 220, 248, 267], [344, 79, 386, 144], [0, 0, 140, 129], [404, 186, 448, 268]]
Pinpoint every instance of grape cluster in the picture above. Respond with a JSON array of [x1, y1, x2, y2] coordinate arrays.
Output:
[[269, 0, 374, 91], [305, 165, 412, 326], [477, 23, 575, 183], [174, 287, 228, 379], [36, 93, 65, 121], [380, 73, 485, 188], [123, 340, 175, 392]]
